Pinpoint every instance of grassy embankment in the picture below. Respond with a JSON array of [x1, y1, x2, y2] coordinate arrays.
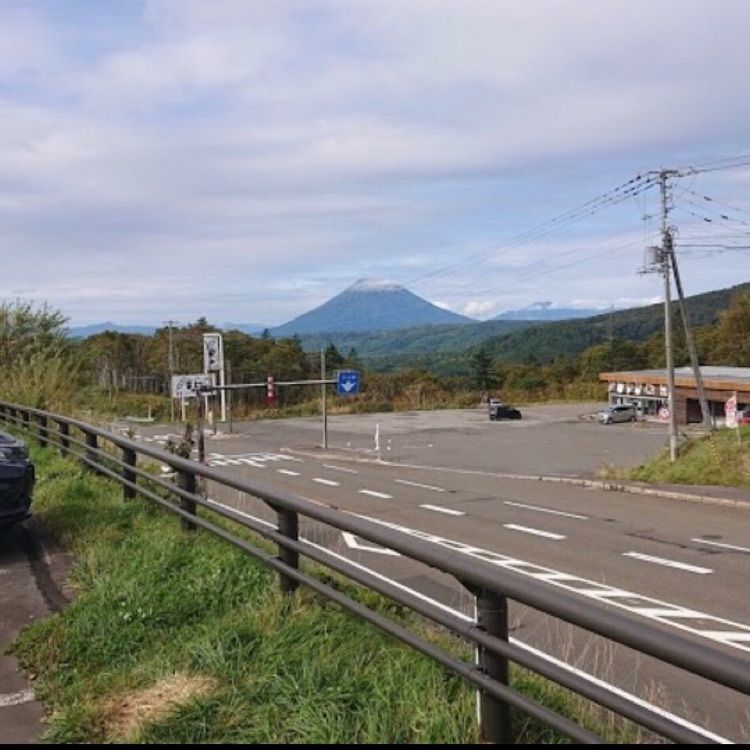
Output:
[[11, 444, 641, 743], [604, 426, 750, 489]]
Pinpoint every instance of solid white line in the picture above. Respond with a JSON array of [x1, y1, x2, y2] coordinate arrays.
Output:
[[395, 479, 446, 492], [0, 688, 35, 708], [313, 478, 339, 486], [419, 504, 465, 516], [277, 469, 301, 476], [503, 524, 566, 540], [691, 538, 750, 553], [323, 464, 358, 474], [359, 489, 392, 499], [504, 500, 588, 520], [202, 497, 731, 743], [623, 552, 713, 575]]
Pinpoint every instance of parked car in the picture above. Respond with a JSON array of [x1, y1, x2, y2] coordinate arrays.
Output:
[[489, 402, 522, 421], [736, 408, 750, 426], [0, 432, 35, 529], [597, 404, 637, 424]]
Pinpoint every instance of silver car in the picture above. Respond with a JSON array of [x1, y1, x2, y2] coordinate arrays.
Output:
[[597, 404, 637, 424]]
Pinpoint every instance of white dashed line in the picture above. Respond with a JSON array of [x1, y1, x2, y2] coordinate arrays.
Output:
[[359, 489, 393, 499], [277, 469, 301, 477], [0, 689, 35, 708], [623, 552, 713, 575], [691, 538, 750, 554], [419, 504, 465, 516], [503, 501, 588, 520], [323, 464, 358, 474], [395, 479, 446, 492], [313, 478, 340, 486], [503, 524, 566, 540]]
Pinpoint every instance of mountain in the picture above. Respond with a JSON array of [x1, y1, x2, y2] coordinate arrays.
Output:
[[222, 322, 268, 335], [482, 281, 750, 364], [271, 278, 473, 335], [494, 301, 605, 321], [68, 322, 157, 338]]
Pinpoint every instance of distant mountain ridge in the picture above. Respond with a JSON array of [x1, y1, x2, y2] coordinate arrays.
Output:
[[271, 278, 473, 335], [494, 302, 605, 321], [68, 322, 157, 338]]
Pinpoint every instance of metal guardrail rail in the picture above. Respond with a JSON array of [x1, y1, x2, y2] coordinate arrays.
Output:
[[1, 400, 748, 744]]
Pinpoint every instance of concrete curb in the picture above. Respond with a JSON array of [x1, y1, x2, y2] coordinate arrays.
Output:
[[281, 447, 750, 511]]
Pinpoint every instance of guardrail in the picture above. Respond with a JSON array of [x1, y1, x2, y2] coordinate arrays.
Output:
[[1, 400, 748, 744]]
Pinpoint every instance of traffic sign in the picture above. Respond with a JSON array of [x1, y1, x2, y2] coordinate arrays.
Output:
[[171, 373, 215, 399], [658, 406, 670, 421], [203, 333, 223, 373], [336, 370, 360, 396]]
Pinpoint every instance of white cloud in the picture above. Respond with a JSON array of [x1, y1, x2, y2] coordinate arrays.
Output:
[[1, 1, 750, 324]]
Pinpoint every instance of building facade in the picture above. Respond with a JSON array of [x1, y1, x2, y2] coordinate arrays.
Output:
[[598, 367, 750, 425]]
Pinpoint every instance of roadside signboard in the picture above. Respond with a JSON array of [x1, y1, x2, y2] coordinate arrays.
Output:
[[336, 370, 360, 396], [725, 394, 738, 428], [203, 333, 223, 373], [658, 406, 670, 421], [171, 373, 215, 399]]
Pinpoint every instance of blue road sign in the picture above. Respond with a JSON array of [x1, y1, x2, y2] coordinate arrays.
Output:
[[337, 370, 360, 396]]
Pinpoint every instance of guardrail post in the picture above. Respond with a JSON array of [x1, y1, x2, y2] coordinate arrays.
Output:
[[0, 404, 6, 425], [276, 508, 300, 594], [59, 421, 70, 456], [475, 589, 512, 744], [36, 414, 48, 448], [122, 447, 137, 501], [85, 431, 98, 471], [176, 469, 197, 531], [22, 410, 30, 433]]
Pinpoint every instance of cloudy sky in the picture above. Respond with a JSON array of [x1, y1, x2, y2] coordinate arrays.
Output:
[[2, 0, 750, 327]]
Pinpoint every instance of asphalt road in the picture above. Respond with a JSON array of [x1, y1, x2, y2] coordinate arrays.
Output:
[[0, 521, 69, 744], [124, 403, 750, 741]]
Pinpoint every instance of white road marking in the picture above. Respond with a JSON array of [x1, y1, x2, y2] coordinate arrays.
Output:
[[691, 538, 750, 554], [210, 460, 228, 466], [395, 479, 446, 492], [341, 532, 400, 556], [313, 478, 340, 486], [0, 688, 35, 708], [323, 464, 358, 474], [504, 501, 588, 520], [503, 524, 566, 540], [204, 496, 729, 743], [277, 469, 301, 477], [359, 489, 392, 499], [623, 552, 713, 575], [354, 514, 750, 653], [419, 504, 465, 516], [238, 458, 266, 467]]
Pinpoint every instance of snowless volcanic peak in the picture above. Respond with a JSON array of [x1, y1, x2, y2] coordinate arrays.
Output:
[[346, 278, 403, 292]]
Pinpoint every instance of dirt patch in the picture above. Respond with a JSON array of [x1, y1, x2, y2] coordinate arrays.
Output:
[[102, 673, 218, 739]]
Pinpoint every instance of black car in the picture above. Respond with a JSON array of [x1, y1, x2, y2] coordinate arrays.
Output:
[[0, 431, 35, 528], [488, 402, 522, 421]]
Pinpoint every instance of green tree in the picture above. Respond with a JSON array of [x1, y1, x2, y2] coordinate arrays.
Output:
[[469, 345, 494, 389]]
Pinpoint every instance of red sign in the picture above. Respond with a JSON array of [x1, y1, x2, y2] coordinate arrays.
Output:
[[266, 375, 276, 405]]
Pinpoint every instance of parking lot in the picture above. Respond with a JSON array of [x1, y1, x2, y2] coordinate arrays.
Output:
[[220, 402, 670, 477]]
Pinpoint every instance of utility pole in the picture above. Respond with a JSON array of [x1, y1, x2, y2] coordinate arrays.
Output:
[[321, 348, 328, 450], [659, 171, 679, 463], [670, 244, 713, 431], [164, 320, 179, 423]]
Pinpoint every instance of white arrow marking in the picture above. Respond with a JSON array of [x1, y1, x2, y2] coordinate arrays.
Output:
[[341, 380, 356, 392], [341, 532, 400, 556]]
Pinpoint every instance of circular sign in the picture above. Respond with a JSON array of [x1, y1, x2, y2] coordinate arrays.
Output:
[[658, 407, 670, 420]]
